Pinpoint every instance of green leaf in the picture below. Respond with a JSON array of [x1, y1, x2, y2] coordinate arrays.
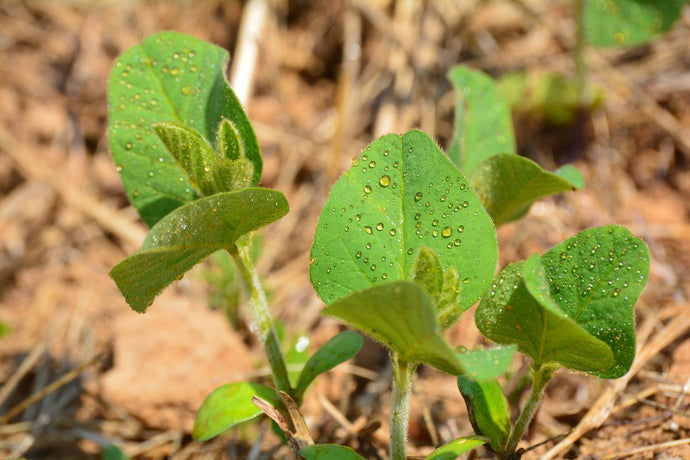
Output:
[[110, 188, 288, 312], [284, 334, 311, 388], [193, 382, 279, 441], [456, 345, 516, 381], [153, 121, 218, 196], [295, 331, 363, 398], [108, 31, 261, 226], [424, 435, 489, 460], [475, 255, 614, 373], [470, 154, 584, 227], [324, 281, 464, 375], [457, 377, 510, 452], [300, 444, 367, 460], [539, 225, 649, 378], [310, 130, 497, 315], [448, 66, 516, 173], [585, 0, 686, 48], [101, 445, 130, 460], [412, 245, 445, 303]]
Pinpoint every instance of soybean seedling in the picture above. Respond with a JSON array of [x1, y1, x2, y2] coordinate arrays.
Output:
[[106, 31, 363, 443], [305, 65, 648, 460]]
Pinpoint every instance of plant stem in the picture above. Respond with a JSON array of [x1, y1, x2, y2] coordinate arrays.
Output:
[[573, 0, 589, 107], [230, 240, 292, 395], [501, 364, 557, 460], [390, 357, 414, 460]]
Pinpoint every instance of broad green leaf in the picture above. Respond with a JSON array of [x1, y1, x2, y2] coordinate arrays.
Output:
[[539, 226, 649, 378], [300, 444, 367, 460], [324, 281, 464, 375], [475, 255, 614, 373], [193, 382, 279, 441], [448, 66, 516, 173], [457, 377, 510, 453], [295, 331, 363, 398], [110, 188, 288, 312], [108, 31, 261, 226], [101, 445, 129, 460], [456, 345, 516, 381], [585, 0, 686, 48], [310, 130, 497, 315], [470, 154, 584, 226], [424, 435, 489, 460]]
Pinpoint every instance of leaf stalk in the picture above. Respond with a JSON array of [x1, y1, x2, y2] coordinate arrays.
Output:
[[230, 240, 292, 394], [390, 357, 415, 460], [500, 363, 557, 459]]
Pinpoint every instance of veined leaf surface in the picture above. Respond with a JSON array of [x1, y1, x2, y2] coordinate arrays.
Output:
[[470, 154, 584, 226], [324, 281, 464, 375], [310, 130, 497, 314], [110, 188, 288, 312], [108, 31, 261, 226]]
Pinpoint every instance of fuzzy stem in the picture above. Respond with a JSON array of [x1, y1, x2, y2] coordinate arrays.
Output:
[[230, 240, 292, 394], [390, 357, 414, 460], [501, 364, 557, 460]]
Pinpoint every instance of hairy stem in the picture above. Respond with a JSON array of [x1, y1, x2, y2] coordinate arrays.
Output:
[[230, 240, 292, 394], [501, 364, 557, 460], [390, 357, 415, 460]]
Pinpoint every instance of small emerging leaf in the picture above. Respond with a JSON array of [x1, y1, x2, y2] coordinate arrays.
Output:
[[424, 435, 488, 460], [193, 382, 279, 441], [456, 345, 516, 382], [470, 154, 584, 226], [457, 377, 510, 453], [448, 66, 516, 173], [110, 189, 288, 312], [324, 281, 464, 375], [153, 122, 218, 196], [300, 444, 367, 460], [585, 0, 686, 48], [107, 31, 261, 226], [413, 246, 444, 304], [295, 331, 363, 398]]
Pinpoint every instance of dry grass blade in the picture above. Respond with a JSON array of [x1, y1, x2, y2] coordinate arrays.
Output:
[[0, 343, 45, 407], [0, 354, 100, 425], [599, 437, 690, 459]]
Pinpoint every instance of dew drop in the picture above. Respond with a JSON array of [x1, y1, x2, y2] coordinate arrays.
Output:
[[407, 248, 414, 255], [432, 219, 439, 227], [382, 273, 388, 279], [414, 192, 423, 202], [389, 229, 396, 236], [356, 251, 362, 258], [364, 185, 372, 194], [376, 223, 384, 231], [442, 226, 452, 238], [364, 226, 373, 234], [355, 214, 361, 221], [125, 142, 133, 150], [454, 239, 461, 246], [371, 264, 377, 271], [560, 252, 567, 260], [457, 225, 464, 233], [462, 201, 469, 208], [369, 160, 376, 168], [379, 175, 391, 187]]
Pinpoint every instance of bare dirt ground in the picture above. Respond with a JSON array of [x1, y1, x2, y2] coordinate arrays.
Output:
[[1, 1, 690, 459]]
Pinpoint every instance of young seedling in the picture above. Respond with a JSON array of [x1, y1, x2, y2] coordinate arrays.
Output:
[[107, 30, 651, 460], [107, 31, 362, 444]]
